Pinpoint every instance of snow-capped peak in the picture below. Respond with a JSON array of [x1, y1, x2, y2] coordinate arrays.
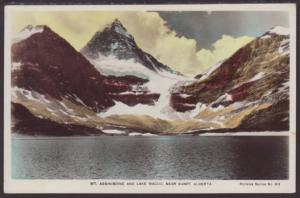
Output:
[[81, 18, 182, 75], [268, 26, 289, 36], [12, 25, 45, 44], [108, 19, 132, 39]]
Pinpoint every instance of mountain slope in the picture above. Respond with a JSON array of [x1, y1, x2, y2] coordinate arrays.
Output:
[[12, 25, 114, 112], [170, 26, 290, 131], [11, 25, 162, 135], [10, 25, 290, 135]]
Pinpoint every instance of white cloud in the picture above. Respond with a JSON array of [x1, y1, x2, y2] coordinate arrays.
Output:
[[196, 35, 253, 74]]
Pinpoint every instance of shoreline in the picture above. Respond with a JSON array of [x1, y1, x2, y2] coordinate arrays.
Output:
[[11, 131, 290, 139]]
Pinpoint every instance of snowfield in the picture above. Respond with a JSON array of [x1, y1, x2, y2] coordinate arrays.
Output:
[[12, 25, 44, 44], [87, 53, 203, 121], [269, 26, 289, 36]]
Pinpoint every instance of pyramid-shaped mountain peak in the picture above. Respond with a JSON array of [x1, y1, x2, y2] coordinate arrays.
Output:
[[81, 19, 138, 59], [81, 19, 182, 74], [13, 25, 55, 44], [103, 19, 133, 39]]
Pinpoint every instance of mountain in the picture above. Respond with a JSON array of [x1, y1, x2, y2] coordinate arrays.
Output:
[[170, 26, 290, 131], [12, 25, 113, 112], [10, 24, 290, 135], [11, 25, 160, 135], [81, 19, 181, 75]]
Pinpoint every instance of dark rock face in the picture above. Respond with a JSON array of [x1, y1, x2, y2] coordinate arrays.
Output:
[[170, 94, 198, 112], [11, 25, 160, 112], [102, 75, 159, 106], [81, 19, 181, 75], [12, 26, 114, 111], [12, 103, 103, 136], [237, 100, 289, 131], [194, 74, 203, 79]]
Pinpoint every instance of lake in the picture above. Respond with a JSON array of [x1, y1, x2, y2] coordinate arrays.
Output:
[[12, 135, 289, 180]]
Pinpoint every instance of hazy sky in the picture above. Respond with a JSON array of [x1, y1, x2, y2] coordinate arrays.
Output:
[[11, 10, 289, 76]]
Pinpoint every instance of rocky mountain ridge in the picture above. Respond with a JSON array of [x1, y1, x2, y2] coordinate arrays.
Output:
[[170, 26, 289, 131], [11, 23, 290, 135]]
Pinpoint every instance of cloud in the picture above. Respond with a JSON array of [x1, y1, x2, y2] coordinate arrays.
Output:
[[196, 35, 253, 72], [11, 10, 253, 76]]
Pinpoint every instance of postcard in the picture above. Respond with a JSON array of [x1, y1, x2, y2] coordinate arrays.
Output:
[[3, 3, 296, 193]]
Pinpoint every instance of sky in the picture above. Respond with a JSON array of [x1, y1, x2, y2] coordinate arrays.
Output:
[[11, 10, 289, 76]]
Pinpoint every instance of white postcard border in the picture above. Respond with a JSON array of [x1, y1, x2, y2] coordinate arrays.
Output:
[[3, 3, 297, 194]]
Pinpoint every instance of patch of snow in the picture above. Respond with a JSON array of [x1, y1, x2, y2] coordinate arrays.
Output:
[[145, 54, 157, 71], [12, 62, 22, 71], [171, 79, 198, 92], [269, 26, 289, 36], [118, 91, 145, 95], [102, 129, 126, 134], [86, 54, 150, 79], [179, 94, 191, 98], [262, 89, 274, 97], [214, 93, 233, 103], [110, 42, 119, 51], [128, 132, 142, 136], [12, 87, 39, 102], [39, 94, 52, 104], [12, 25, 44, 44], [12, 87, 84, 117], [59, 101, 74, 114], [260, 35, 271, 39], [100, 100, 170, 120], [128, 132, 157, 136], [225, 94, 233, 101], [248, 72, 265, 82], [73, 95, 87, 106], [69, 115, 88, 121], [277, 81, 289, 93], [197, 59, 225, 80], [156, 69, 189, 81], [131, 84, 148, 92], [113, 25, 131, 39], [231, 101, 247, 109], [142, 133, 158, 136], [180, 103, 196, 107], [185, 129, 201, 133], [278, 39, 289, 55], [59, 109, 69, 115], [166, 103, 207, 120]]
